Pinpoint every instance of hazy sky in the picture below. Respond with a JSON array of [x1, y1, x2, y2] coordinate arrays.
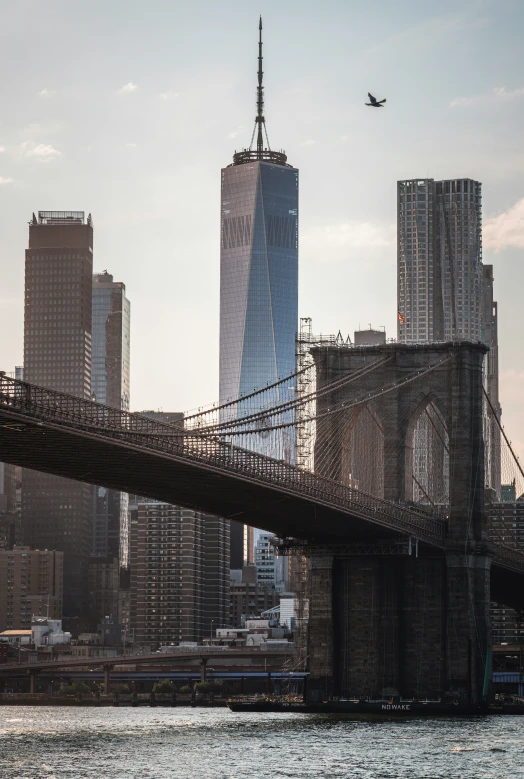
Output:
[[1, 0, 524, 450]]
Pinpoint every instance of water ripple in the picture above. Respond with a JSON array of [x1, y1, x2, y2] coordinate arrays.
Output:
[[0, 707, 523, 778]]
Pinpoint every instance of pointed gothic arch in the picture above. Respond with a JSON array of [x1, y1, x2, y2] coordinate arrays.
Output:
[[404, 394, 449, 505]]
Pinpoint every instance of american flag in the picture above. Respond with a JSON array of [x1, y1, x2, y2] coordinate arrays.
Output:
[[397, 311, 405, 324]]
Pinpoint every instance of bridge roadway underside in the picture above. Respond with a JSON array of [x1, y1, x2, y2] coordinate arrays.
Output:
[[0, 409, 522, 599], [0, 408, 418, 545]]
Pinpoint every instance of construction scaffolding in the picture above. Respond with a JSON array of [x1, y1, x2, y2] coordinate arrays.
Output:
[[294, 318, 353, 472], [292, 319, 354, 670], [287, 549, 309, 669]]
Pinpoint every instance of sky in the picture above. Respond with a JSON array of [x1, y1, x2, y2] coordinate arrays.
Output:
[[1, 0, 524, 451]]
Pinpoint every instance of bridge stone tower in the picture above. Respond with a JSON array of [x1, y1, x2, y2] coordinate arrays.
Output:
[[307, 341, 491, 703]]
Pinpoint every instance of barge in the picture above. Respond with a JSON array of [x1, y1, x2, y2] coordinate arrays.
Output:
[[227, 696, 524, 716]]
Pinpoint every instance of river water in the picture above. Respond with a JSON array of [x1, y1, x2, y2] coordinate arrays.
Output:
[[1, 706, 523, 778]]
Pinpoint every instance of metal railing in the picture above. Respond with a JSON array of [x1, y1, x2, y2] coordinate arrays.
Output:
[[2, 373, 524, 570], [0, 375, 446, 546], [490, 543, 524, 574]]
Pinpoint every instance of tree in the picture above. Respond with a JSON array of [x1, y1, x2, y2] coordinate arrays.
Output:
[[152, 680, 174, 694], [210, 679, 224, 694], [59, 681, 90, 696], [112, 683, 131, 695], [178, 685, 193, 694], [194, 680, 225, 694]]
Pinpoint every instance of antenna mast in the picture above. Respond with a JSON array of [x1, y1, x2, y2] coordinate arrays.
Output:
[[231, 18, 288, 167], [256, 16, 265, 155]]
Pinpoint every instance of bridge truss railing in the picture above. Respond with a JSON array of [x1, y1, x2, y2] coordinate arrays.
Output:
[[0, 375, 446, 546], [3, 374, 524, 570]]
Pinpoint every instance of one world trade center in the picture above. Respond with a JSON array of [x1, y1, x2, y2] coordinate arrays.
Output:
[[219, 19, 298, 567]]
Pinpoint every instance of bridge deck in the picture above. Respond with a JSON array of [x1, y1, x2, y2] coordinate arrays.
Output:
[[0, 376, 522, 575]]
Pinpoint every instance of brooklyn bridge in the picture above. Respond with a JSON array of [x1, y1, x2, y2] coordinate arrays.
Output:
[[1, 339, 523, 703]]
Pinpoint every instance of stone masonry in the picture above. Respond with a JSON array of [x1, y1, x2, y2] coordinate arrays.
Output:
[[307, 341, 491, 702]]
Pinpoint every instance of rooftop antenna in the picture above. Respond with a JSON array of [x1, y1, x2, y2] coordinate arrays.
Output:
[[256, 16, 265, 155], [232, 18, 288, 167]]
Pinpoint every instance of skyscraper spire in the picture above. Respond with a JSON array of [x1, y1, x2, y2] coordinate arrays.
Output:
[[256, 16, 265, 155], [231, 18, 289, 167]]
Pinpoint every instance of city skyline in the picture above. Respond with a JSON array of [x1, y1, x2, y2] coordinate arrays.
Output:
[[0, 1, 523, 458], [1, 2, 524, 762]]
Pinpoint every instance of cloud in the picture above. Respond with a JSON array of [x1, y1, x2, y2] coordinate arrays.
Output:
[[450, 96, 476, 107], [484, 198, 524, 252], [300, 139, 316, 147], [118, 82, 138, 94], [302, 221, 396, 260], [227, 125, 244, 139], [126, 143, 137, 148], [0, 177, 13, 184], [158, 91, 179, 101], [451, 86, 524, 107], [20, 142, 61, 161], [366, 12, 488, 59], [0, 147, 5, 153], [493, 86, 524, 99], [21, 121, 66, 136], [38, 88, 55, 97]]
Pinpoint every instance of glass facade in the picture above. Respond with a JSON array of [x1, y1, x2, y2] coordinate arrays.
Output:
[[220, 160, 298, 568], [220, 161, 298, 405], [92, 274, 130, 410], [91, 273, 131, 567], [397, 178, 482, 343]]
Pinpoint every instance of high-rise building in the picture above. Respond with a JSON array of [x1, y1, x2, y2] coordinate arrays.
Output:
[[128, 411, 230, 647], [490, 499, 524, 644], [253, 530, 287, 590], [88, 556, 120, 626], [219, 19, 298, 568], [0, 547, 63, 631], [396, 179, 499, 504], [0, 462, 18, 549], [91, 272, 130, 411], [0, 369, 23, 549], [91, 272, 131, 565], [22, 211, 94, 628], [130, 501, 230, 648], [482, 264, 501, 495], [397, 178, 482, 344], [353, 328, 386, 347]]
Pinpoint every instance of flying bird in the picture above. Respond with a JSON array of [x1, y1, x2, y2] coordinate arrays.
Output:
[[366, 92, 386, 107]]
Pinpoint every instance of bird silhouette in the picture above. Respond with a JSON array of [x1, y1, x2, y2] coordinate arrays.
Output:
[[366, 92, 386, 107]]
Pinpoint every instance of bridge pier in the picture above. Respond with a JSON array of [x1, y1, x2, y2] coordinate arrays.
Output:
[[29, 669, 37, 694], [446, 552, 491, 703], [200, 658, 208, 682], [306, 554, 334, 700], [306, 547, 491, 702], [305, 340, 493, 702]]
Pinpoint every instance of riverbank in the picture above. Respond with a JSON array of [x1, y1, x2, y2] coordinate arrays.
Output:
[[0, 693, 228, 706]]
